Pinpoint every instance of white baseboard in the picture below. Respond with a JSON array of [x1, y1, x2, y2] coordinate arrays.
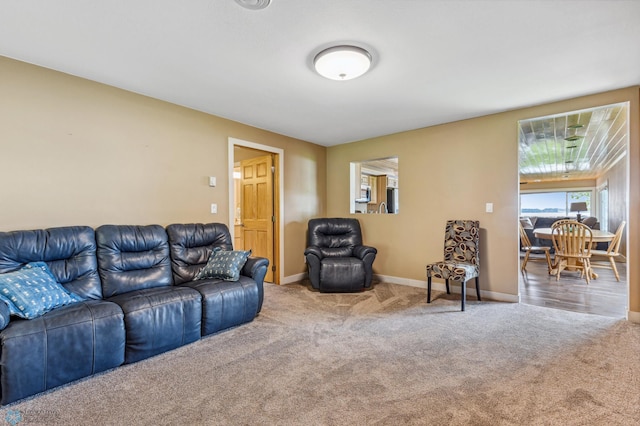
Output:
[[281, 272, 520, 303], [374, 274, 520, 303], [282, 272, 635, 321], [282, 272, 306, 285], [628, 310, 640, 323]]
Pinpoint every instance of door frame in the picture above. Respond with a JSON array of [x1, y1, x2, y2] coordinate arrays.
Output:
[[228, 137, 284, 284], [516, 103, 631, 317]]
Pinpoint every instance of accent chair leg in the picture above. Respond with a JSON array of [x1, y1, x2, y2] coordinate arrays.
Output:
[[461, 280, 466, 311], [445, 279, 450, 294], [475, 276, 481, 301], [427, 275, 432, 303]]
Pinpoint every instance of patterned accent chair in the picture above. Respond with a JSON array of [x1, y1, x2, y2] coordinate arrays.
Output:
[[426, 220, 481, 311]]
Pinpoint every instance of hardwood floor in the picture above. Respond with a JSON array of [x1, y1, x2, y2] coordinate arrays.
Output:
[[519, 253, 628, 318]]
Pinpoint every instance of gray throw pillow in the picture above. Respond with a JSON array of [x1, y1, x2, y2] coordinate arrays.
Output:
[[195, 247, 252, 282]]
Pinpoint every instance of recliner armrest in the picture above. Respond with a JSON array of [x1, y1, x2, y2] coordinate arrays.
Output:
[[304, 246, 324, 260], [353, 245, 377, 260]]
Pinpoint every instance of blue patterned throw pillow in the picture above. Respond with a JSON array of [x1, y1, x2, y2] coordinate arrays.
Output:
[[0, 262, 84, 319], [195, 247, 252, 282]]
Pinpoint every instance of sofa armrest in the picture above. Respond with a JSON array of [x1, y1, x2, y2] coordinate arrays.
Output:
[[0, 301, 11, 331], [241, 256, 270, 282], [241, 256, 269, 313]]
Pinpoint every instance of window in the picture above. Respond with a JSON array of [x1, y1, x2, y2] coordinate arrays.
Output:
[[598, 183, 609, 232], [520, 190, 592, 218]]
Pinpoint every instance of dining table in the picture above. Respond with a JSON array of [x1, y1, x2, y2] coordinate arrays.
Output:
[[533, 227, 615, 279], [533, 227, 615, 243]]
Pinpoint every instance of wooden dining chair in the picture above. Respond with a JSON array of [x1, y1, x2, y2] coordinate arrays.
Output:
[[551, 218, 575, 227], [519, 222, 553, 273], [590, 221, 626, 281], [551, 220, 593, 284]]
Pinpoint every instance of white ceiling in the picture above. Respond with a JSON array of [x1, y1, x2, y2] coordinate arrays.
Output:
[[519, 103, 628, 183], [1, 1, 639, 147]]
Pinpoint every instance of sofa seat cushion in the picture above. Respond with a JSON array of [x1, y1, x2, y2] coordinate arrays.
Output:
[[319, 258, 365, 293], [0, 300, 125, 405], [107, 286, 202, 364], [180, 276, 259, 336]]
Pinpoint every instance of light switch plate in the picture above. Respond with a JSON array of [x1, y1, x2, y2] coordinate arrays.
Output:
[[210, 203, 217, 214], [209, 176, 216, 187], [486, 202, 493, 213]]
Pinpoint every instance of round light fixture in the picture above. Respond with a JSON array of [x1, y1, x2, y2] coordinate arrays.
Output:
[[234, 0, 271, 10], [313, 45, 372, 81]]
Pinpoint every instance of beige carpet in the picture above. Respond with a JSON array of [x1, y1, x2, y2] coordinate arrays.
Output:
[[2, 281, 639, 425]]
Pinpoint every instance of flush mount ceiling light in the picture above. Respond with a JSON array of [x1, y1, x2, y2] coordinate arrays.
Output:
[[234, 0, 271, 10], [313, 45, 372, 81]]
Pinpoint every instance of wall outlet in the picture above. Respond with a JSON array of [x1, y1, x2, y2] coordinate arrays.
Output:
[[486, 202, 493, 213], [210, 203, 217, 214]]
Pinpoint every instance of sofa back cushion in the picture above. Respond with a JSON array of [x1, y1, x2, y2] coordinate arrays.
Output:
[[534, 217, 569, 228], [166, 223, 233, 285], [96, 225, 173, 297], [0, 226, 102, 299]]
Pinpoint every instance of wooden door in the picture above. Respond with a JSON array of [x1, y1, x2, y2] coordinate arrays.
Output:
[[241, 155, 274, 282]]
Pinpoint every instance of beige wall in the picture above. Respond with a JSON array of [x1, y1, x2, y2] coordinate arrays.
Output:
[[1, 56, 638, 318], [326, 87, 640, 317], [0, 56, 326, 278]]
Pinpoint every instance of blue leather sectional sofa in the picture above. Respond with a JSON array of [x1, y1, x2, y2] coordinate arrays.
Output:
[[0, 223, 268, 405]]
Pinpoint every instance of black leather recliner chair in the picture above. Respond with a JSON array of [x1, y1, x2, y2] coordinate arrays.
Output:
[[304, 218, 377, 292]]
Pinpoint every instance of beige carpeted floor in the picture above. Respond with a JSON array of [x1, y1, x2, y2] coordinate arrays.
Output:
[[2, 281, 639, 425]]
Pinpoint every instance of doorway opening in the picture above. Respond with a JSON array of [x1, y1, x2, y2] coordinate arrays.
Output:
[[517, 102, 629, 318], [228, 137, 283, 284]]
